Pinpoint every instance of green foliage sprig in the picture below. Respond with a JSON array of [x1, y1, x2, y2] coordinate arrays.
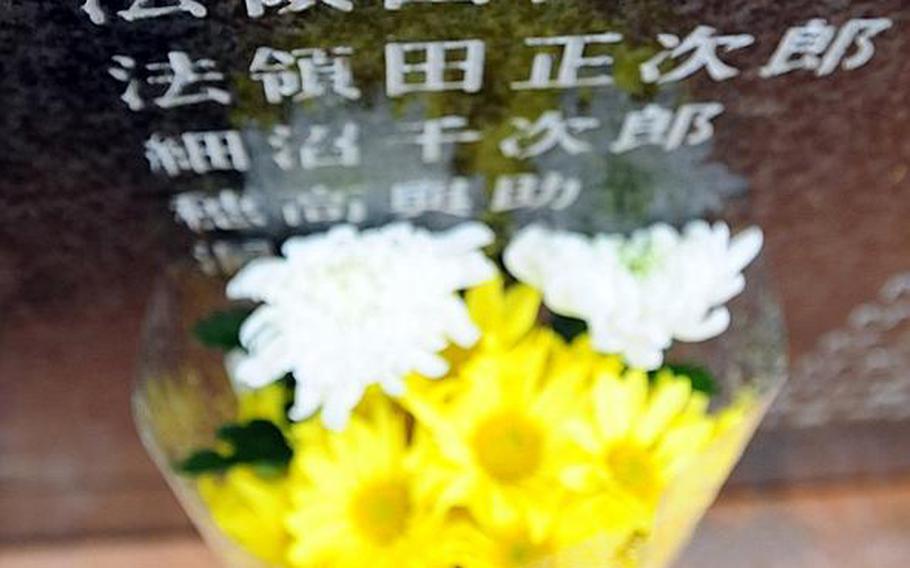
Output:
[[192, 308, 253, 351], [178, 419, 293, 477]]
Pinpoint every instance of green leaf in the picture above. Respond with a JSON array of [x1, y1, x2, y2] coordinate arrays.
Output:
[[216, 420, 294, 468], [178, 449, 233, 475], [177, 420, 294, 477], [653, 363, 719, 397], [192, 308, 253, 351], [551, 314, 588, 343]]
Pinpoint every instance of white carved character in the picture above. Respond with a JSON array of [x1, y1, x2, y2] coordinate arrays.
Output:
[[250, 46, 361, 103], [385, 0, 488, 9], [81, 0, 107, 24], [641, 25, 755, 84], [280, 185, 367, 226], [172, 190, 268, 233], [118, 0, 207, 21], [145, 131, 250, 176], [499, 111, 599, 159], [107, 56, 144, 110], [194, 239, 275, 276], [82, 0, 207, 24], [245, 0, 352, 19], [396, 116, 481, 163], [760, 18, 893, 78], [301, 123, 360, 169], [149, 51, 231, 108], [611, 103, 724, 153], [269, 123, 361, 170], [109, 52, 230, 110], [390, 178, 473, 218], [512, 33, 623, 90], [490, 172, 581, 212], [385, 40, 485, 96]]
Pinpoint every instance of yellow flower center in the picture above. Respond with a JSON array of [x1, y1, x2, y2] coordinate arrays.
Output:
[[472, 411, 544, 483], [499, 532, 552, 567], [349, 478, 413, 545], [606, 442, 662, 502]]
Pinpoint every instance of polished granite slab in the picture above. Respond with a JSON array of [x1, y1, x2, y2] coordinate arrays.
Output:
[[2, 0, 910, 545]]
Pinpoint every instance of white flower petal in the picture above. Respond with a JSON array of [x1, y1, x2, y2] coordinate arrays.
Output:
[[319, 383, 365, 432], [714, 273, 746, 305], [504, 220, 762, 367], [454, 256, 497, 289], [503, 225, 550, 287], [410, 350, 450, 378], [623, 345, 665, 371], [237, 307, 284, 352], [316, 401, 351, 432], [225, 258, 288, 301], [223, 221, 493, 430], [444, 302, 482, 348], [233, 350, 290, 389], [438, 221, 495, 252], [223, 349, 250, 391], [380, 374, 407, 397], [728, 226, 764, 272], [542, 271, 589, 317], [675, 307, 731, 342], [289, 381, 323, 422]]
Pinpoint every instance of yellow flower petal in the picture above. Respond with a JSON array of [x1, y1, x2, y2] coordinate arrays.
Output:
[[500, 284, 541, 345], [633, 377, 692, 446]]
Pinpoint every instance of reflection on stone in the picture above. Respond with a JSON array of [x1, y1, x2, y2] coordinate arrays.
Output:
[[4, 0, 910, 558]]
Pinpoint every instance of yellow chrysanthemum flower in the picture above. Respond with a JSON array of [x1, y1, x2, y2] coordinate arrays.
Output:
[[406, 275, 542, 406], [458, 487, 649, 568], [198, 466, 292, 566], [643, 394, 759, 568], [467, 276, 542, 351], [285, 403, 465, 568], [406, 328, 591, 537], [562, 365, 717, 509], [196, 277, 763, 568]]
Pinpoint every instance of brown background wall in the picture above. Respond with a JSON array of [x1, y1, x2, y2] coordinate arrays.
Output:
[[1, 0, 909, 544]]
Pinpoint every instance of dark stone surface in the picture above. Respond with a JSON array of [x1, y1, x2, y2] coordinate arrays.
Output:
[[1, 0, 909, 540]]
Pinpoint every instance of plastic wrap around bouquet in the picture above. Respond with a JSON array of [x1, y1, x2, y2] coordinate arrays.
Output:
[[132, 5, 787, 567], [136, 219, 785, 568]]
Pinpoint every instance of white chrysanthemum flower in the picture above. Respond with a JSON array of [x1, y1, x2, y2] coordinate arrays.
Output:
[[226, 222, 496, 431], [504, 220, 763, 370]]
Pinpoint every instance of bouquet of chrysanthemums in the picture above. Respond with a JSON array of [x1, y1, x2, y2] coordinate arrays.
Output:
[[176, 220, 769, 568]]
